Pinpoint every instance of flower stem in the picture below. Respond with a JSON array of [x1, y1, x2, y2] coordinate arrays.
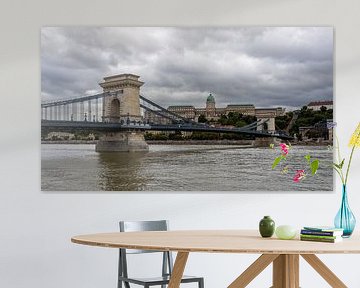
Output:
[[345, 130, 360, 185], [333, 166, 344, 180], [335, 135, 345, 184], [345, 145, 356, 185]]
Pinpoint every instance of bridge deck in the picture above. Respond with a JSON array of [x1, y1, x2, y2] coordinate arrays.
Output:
[[41, 120, 294, 140]]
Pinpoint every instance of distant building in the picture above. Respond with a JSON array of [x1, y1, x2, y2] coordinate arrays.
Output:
[[167, 93, 283, 120], [223, 104, 256, 116], [144, 111, 171, 125], [298, 119, 333, 141], [164, 94, 259, 122], [167, 105, 196, 120], [307, 100, 333, 111], [144, 93, 285, 132]]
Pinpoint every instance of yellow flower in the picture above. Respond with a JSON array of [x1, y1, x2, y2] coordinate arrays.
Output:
[[349, 123, 360, 147]]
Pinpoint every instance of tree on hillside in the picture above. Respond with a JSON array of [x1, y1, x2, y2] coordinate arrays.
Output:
[[320, 106, 327, 112], [289, 107, 333, 136], [198, 114, 208, 123]]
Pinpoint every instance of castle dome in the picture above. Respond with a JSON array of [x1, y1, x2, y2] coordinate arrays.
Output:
[[207, 93, 215, 103]]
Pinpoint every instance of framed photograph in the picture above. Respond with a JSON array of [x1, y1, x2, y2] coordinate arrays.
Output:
[[41, 27, 334, 191]]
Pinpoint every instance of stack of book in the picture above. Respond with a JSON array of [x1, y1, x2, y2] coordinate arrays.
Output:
[[300, 226, 344, 243]]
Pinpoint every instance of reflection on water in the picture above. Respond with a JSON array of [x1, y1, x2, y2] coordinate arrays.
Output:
[[97, 152, 148, 191], [41, 144, 333, 191]]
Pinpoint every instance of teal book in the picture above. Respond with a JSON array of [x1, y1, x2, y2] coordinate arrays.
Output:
[[302, 226, 343, 234]]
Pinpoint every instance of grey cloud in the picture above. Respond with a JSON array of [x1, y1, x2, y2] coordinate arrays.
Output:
[[41, 27, 333, 110]]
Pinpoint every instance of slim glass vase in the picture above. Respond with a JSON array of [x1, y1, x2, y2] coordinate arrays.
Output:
[[334, 185, 356, 237]]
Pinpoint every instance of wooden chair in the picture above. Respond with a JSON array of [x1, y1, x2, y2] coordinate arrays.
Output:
[[118, 220, 204, 288]]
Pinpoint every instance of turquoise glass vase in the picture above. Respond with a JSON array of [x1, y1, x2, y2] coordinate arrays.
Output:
[[334, 185, 356, 237]]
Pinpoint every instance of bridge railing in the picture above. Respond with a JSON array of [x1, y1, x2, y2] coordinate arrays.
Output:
[[41, 91, 124, 122], [40, 91, 293, 140]]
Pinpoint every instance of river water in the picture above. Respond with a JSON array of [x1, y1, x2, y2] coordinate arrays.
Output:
[[41, 144, 333, 192]]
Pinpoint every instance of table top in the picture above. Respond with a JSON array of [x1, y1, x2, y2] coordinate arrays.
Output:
[[71, 230, 360, 254]]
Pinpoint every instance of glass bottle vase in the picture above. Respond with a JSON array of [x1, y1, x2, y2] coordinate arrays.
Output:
[[334, 185, 356, 237]]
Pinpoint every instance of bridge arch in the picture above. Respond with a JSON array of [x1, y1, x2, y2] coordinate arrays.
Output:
[[109, 98, 120, 122]]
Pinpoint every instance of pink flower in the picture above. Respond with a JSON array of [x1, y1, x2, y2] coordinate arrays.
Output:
[[280, 143, 289, 156], [293, 169, 306, 183]]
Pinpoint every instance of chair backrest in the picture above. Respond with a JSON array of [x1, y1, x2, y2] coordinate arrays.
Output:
[[120, 220, 168, 232], [118, 220, 174, 283], [119, 220, 169, 254]]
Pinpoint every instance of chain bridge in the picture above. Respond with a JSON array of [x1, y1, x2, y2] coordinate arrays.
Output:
[[41, 74, 293, 151]]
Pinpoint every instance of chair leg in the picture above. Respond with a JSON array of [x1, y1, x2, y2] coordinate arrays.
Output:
[[199, 278, 204, 288]]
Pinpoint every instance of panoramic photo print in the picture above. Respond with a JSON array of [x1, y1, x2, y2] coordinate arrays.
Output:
[[41, 27, 334, 191]]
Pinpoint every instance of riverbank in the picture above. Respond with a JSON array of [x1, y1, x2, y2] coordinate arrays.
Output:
[[291, 140, 332, 146], [42, 140, 98, 144], [41, 139, 331, 146], [147, 140, 254, 145], [41, 139, 254, 145]]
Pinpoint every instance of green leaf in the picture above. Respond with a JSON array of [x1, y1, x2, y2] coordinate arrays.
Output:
[[272, 156, 284, 169], [310, 159, 319, 175], [269, 143, 274, 149], [339, 158, 345, 169], [333, 159, 345, 170], [332, 163, 340, 171], [333, 163, 340, 169], [304, 154, 311, 163]]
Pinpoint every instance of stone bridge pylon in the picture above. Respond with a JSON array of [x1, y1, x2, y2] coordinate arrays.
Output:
[[95, 74, 149, 152]]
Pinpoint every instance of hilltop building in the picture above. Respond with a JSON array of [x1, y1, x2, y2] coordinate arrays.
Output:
[[144, 93, 284, 128], [166, 93, 258, 121], [307, 100, 333, 111]]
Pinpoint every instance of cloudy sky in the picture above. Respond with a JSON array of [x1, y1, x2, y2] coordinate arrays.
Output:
[[41, 27, 333, 110]]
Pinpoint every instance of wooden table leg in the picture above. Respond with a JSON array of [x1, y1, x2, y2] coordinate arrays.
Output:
[[228, 254, 279, 288], [301, 254, 347, 288], [272, 254, 299, 288], [168, 252, 189, 288]]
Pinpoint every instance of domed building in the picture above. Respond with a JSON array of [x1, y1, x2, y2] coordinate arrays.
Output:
[[164, 93, 259, 122], [205, 93, 216, 118], [206, 93, 215, 103], [144, 92, 284, 131]]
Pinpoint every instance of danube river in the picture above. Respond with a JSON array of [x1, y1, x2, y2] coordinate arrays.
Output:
[[41, 144, 333, 191]]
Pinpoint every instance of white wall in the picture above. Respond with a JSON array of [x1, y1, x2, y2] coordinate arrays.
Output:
[[1, 0, 360, 287]]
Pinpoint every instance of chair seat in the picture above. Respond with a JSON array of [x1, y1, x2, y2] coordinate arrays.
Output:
[[119, 275, 203, 286]]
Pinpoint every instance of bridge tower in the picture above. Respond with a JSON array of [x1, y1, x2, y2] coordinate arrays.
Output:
[[255, 108, 276, 132], [254, 108, 278, 147], [95, 74, 149, 152]]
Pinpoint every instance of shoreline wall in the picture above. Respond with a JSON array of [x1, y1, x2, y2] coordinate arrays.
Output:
[[41, 139, 330, 146]]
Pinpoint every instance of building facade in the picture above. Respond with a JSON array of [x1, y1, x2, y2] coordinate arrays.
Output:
[[307, 100, 333, 111], [144, 93, 285, 131]]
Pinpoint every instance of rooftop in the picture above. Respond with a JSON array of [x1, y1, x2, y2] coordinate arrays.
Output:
[[308, 100, 333, 106], [207, 93, 215, 102], [103, 73, 140, 81], [168, 105, 195, 109], [227, 104, 255, 108]]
